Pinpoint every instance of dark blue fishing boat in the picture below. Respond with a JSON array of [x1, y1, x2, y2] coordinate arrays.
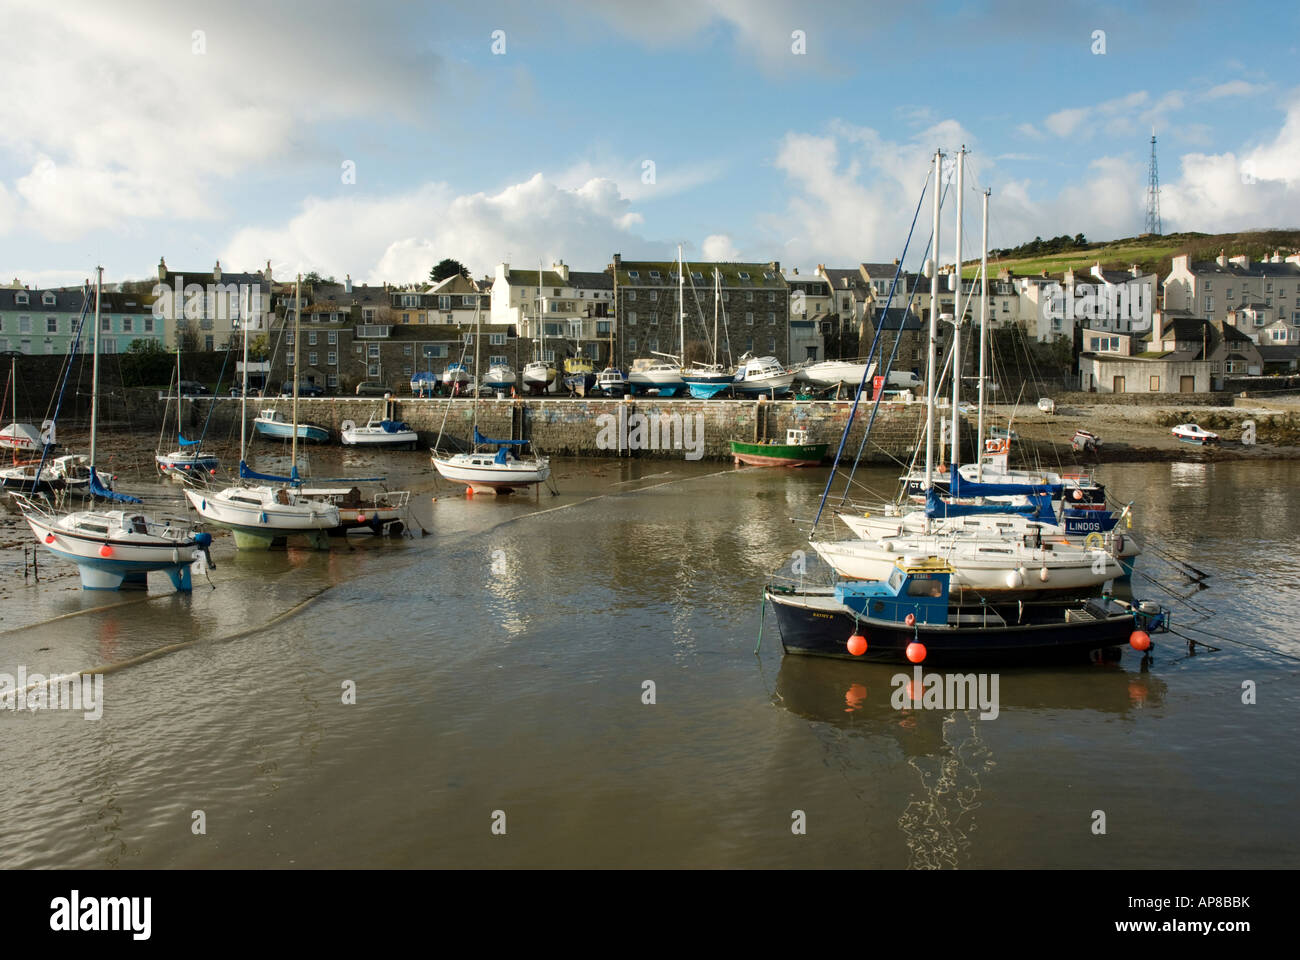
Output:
[[765, 556, 1168, 666]]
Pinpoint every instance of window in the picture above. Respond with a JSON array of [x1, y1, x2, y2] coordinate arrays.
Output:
[[438, 295, 451, 310], [464, 333, 473, 344], [368, 363, 380, 377], [286, 331, 295, 345], [18, 316, 31, 334], [626, 311, 637, 326], [490, 354, 507, 366], [627, 337, 637, 351], [691, 272, 703, 281], [204, 336, 213, 351], [552, 288, 561, 297], [308, 331, 318, 345], [368, 344, 380, 359], [16, 292, 29, 305], [745, 292, 754, 302], [1227, 288, 1234, 299], [649, 290, 658, 301], [46, 317, 58, 333], [403, 365, 412, 376], [767, 291, 775, 302], [20, 339, 31, 353], [144, 316, 154, 333], [767, 312, 775, 324], [649, 338, 659, 352], [402, 313, 410, 323], [649, 314, 658, 326], [768, 337, 776, 352], [627, 290, 636, 301], [328, 374, 338, 388], [745, 312, 754, 325], [355, 344, 363, 354], [763, 271, 774, 280], [627, 271, 639, 279], [462, 295, 475, 306], [309, 352, 318, 365], [424, 344, 448, 359], [738, 272, 751, 280], [723, 292, 730, 302], [745, 337, 753, 352], [328, 352, 337, 365], [490, 333, 505, 346], [649, 271, 660, 280], [596, 321, 611, 335], [403, 345, 412, 356]]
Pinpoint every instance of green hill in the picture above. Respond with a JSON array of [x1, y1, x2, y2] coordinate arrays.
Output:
[[961, 229, 1300, 280]]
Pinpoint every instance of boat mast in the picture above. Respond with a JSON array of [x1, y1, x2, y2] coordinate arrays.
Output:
[[240, 284, 249, 462], [537, 262, 543, 370], [292, 274, 300, 474], [950, 146, 965, 470], [90, 266, 101, 468], [924, 150, 942, 534], [713, 268, 720, 367], [473, 297, 481, 437], [977, 188, 990, 481], [678, 244, 685, 366]]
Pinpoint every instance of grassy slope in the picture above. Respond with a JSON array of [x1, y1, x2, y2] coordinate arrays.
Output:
[[961, 229, 1300, 280]]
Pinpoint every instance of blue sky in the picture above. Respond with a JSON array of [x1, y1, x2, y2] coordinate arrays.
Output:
[[1, 0, 1297, 288]]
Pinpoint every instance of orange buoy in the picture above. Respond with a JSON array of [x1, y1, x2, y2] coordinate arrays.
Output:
[[847, 633, 867, 656], [356, 514, 367, 523], [905, 641, 927, 664], [1073, 489, 1083, 501], [465, 486, 474, 498], [904, 613, 916, 627], [44, 534, 54, 544], [99, 544, 113, 558], [1129, 630, 1151, 652]]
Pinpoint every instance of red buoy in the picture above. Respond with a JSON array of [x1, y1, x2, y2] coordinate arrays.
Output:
[[99, 544, 113, 558], [847, 633, 867, 656], [1072, 488, 1083, 501], [356, 514, 367, 523], [44, 533, 54, 544], [906, 641, 927, 664], [1129, 630, 1151, 652], [904, 613, 916, 627]]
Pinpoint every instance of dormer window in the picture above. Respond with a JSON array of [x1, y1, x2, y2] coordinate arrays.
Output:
[[738, 272, 751, 280], [42, 292, 55, 305], [691, 272, 703, 281], [763, 271, 773, 279], [649, 271, 661, 280], [627, 271, 639, 280], [15, 292, 28, 304]]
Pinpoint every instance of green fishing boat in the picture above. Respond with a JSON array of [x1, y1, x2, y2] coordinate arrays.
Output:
[[731, 429, 828, 467]]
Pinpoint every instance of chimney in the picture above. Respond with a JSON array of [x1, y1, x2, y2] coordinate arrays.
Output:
[[612, 253, 622, 268], [345, 273, 352, 293], [552, 261, 569, 282], [264, 259, 273, 283], [158, 257, 167, 282], [893, 258, 900, 266], [213, 260, 221, 281], [1130, 263, 1140, 277], [792, 267, 798, 276], [1229, 254, 1249, 269], [1216, 249, 1227, 267]]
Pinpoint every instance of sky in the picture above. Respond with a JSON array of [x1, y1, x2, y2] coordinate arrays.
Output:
[[1, 0, 1298, 289]]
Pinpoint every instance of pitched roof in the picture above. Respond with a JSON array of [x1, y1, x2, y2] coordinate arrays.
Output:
[[1186, 260, 1300, 278], [568, 270, 614, 290], [874, 306, 921, 331], [820, 267, 868, 290], [614, 261, 785, 287]]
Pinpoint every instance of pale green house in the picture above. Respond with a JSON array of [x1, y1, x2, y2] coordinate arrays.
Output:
[[0, 284, 163, 355]]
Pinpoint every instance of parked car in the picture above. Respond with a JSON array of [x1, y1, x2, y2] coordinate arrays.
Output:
[[355, 381, 390, 396], [280, 381, 325, 397], [178, 379, 210, 395], [229, 385, 263, 398]]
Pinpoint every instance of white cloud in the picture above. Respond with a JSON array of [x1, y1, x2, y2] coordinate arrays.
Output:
[[1016, 123, 1045, 141], [702, 234, 740, 260], [0, 0, 437, 240], [1204, 80, 1268, 100], [222, 173, 671, 284], [1045, 91, 1152, 139]]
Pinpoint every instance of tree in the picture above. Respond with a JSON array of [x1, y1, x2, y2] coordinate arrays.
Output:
[[248, 334, 270, 360], [119, 338, 173, 387], [175, 318, 202, 352], [429, 259, 470, 283]]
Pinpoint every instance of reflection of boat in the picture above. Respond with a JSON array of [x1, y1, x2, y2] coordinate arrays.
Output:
[[766, 555, 1169, 665], [731, 428, 827, 467], [253, 408, 329, 443], [1172, 423, 1218, 445]]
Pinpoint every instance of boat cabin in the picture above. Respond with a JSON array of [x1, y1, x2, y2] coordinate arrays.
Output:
[[786, 428, 809, 445], [833, 556, 954, 626]]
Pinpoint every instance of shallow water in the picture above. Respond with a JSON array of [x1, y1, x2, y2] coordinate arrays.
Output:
[[1, 452, 1297, 868]]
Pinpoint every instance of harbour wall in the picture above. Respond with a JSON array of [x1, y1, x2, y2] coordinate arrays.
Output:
[[136, 394, 976, 464]]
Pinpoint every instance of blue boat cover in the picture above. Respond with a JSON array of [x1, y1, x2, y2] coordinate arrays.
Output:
[[410, 371, 436, 381], [494, 446, 510, 465], [947, 466, 1063, 498], [925, 488, 1057, 523], [239, 460, 300, 484], [687, 382, 732, 399], [380, 420, 409, 433], [90, 467, 142, 504], [475, 427, 526, 447], [178, 434, 200, 447]]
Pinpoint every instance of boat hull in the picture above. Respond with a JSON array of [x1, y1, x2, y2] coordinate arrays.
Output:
[[183, 487, 338, 549], [731, 440, 828, 467], [23, 514, 201, 591], [732, 374, 795, 396], [340, 428, 418, 448], [431, 454, 550, 494], [253, 420, 330, 443], [765, 588, 1136, 665]]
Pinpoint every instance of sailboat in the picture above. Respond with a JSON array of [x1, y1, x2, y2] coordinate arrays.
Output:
[[184, 276, 340, 549], [13, 269, 214, 590], [683, 267, 735, 398], [522, 264, 556, 395], [1, 355, 87, 493], [156, 346, 220, 478], [596, 265, 628, 396], [432, 298, 551, 494], [809, 149, 1129, 599], [627, 246, 688, 397]]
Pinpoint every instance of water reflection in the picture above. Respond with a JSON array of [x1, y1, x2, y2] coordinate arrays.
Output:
[[774, 655, 1168, 867]]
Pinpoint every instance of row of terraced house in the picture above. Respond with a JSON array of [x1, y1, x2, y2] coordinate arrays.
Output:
[[3, 248, 1298, 394]]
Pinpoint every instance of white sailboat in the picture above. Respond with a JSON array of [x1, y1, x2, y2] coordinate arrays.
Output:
[[432, 299, 550, 494], [810, 149, 1126, 599], [156, 346, 220, 478], [627, 246, 687, 397], [340, 405, 418, 448], [184, 276, 340, 549], [13, 269, 214, 591]]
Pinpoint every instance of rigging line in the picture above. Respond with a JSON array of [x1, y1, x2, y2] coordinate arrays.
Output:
[[33, 284, 93, 485], [810, 165, 935, 534]]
